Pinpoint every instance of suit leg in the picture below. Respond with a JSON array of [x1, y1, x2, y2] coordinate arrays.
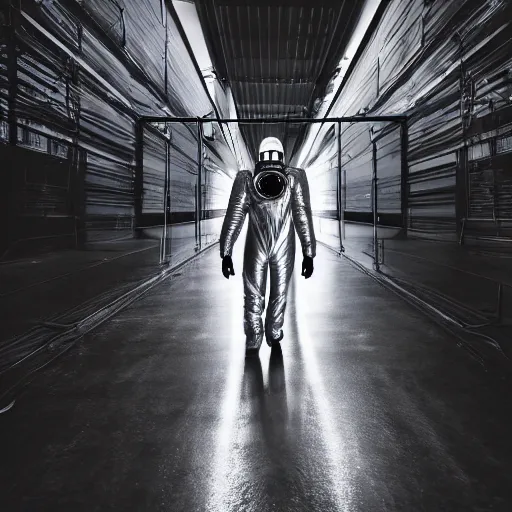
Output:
[[265, 228, 295, 344], [243, 225, 269, 349]]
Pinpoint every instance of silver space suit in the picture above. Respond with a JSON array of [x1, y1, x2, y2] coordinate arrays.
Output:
[[220, 137, 316, 351]]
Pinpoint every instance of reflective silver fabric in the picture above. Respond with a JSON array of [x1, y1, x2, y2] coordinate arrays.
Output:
[[220, 167, 316, 348]]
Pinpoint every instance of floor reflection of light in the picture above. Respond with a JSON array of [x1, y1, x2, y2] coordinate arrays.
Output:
[[207, 232, 246, 512], [294, 246, 357, 512]]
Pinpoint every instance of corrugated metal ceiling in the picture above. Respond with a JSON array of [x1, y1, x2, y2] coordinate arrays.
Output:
[[195, 0, 365, 163]]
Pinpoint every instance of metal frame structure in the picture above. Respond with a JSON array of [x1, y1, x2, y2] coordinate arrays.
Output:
[[139, 116, 407, 124], [135, 115, 408, 269]]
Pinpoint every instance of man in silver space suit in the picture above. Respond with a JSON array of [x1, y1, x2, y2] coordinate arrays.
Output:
[[219, 137, 316, 356]]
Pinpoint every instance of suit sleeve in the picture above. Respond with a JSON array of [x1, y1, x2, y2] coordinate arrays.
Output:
[[291, 168, 317, 258], [219, 171, 250, 258]]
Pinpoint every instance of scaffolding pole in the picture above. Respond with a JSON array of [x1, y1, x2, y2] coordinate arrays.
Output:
[[372, 139, 379, 271]]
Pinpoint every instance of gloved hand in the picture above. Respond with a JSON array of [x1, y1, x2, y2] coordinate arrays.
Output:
[[301, 256, 314, 279], [222, 255, 235, 279]]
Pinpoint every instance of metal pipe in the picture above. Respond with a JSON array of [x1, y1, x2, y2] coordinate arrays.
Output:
[[194, 184, 198, 245], [166, 137, 172, 260], [197, 122, 203, 250], [372, 138, 379, 271], [165, 137, 170, 261], [161, 137, 170, 264], [336, 121, 344, 253], [341, 168, 347, 244], [139, 115, 407, 124]]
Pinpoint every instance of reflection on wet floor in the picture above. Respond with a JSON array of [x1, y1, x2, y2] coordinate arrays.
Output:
[[2, 244, 512, 511], [242, 344, 288, 445]]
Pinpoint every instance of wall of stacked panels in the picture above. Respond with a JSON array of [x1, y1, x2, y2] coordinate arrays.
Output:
[[0, 0, 251, 378], [300, 0, 512, 246], [0, 0, 246, 265]]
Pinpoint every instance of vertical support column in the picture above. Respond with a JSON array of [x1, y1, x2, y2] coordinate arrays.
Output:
[[337, 121, 345, 253], [372, 138, 379, 271], [165, 132, 172, 261], [196, 121, 203, 250], [160, 132, 169, 264], [194, 183, 198, 244], [341, 168, 346, 242], [134, 119, 144, 238], [400, 119, 409, 237]]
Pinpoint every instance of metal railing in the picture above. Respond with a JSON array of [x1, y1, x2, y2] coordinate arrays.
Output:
[[135, 115, 409, 268]]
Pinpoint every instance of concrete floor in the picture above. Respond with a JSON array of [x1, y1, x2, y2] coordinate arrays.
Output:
[[320, 221, 512, 358], [2, 243, 512, 511], [0, 235, 205, 346], [0, 240, 160, 345]]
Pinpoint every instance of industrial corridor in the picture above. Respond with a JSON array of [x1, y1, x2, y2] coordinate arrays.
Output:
[[2, 240, 512, 511], [3, 0, 512, 510]]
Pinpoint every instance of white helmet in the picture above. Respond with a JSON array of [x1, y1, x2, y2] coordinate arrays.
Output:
[[258, 137, 284, 163]]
